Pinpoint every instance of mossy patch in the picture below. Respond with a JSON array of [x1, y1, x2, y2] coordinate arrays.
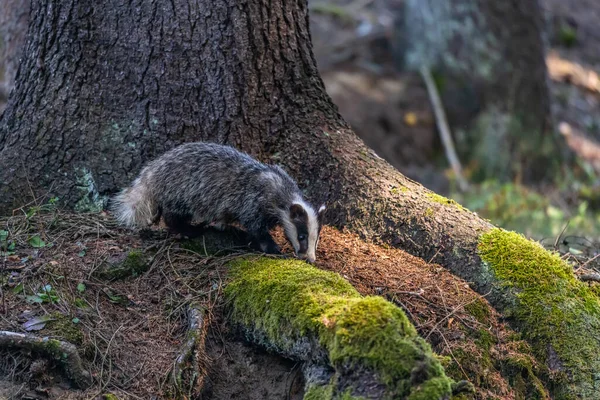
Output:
[[47, 312, 84, 345], [463, 298, 492, 325], [478, 228, 600, 398], [94, 250, 149, 280], [225, 258, 454, 399], [502, 353, 548, 399], [426, 193, 467, 212], [304, 383, 365, 400], [390, 186, 409, 195]]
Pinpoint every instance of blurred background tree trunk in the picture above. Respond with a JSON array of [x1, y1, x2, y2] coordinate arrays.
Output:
[[395, 0, 560, 183], [0, 0, 29, 112]]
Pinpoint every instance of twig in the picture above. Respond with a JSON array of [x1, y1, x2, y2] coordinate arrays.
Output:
[[425, 292, 491, 340], [98, 323, 125, 392], [579, 273, 600, 282], [580, 253, 600, 270], [420, 66, 470, 192], [554, 221, 570, 249], [0, 331, 92, 388]]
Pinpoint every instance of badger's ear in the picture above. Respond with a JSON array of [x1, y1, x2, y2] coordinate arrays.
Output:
[[290, 203, 307, 221], [318, 204, 326, 224]]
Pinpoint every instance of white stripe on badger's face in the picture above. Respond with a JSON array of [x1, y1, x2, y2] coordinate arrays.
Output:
[[305, 203, 320, 263], [283, 198, 320, 263], [281, 216, 301, 255]]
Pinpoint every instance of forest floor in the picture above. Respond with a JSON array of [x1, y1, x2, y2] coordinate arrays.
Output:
[[5, 205, 594, 399], [1, 1, 600, 400]]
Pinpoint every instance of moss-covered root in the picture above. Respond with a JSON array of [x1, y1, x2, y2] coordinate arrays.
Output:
[[0, 330, 92, 388], [478, 229, 600, 399], [224, 258, 456, 400], [171, 305, 208, 398]]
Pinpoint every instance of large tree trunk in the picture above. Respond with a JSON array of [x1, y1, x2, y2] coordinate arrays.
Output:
[[0, 1, 599, 398], [395, 0, 560, 182]]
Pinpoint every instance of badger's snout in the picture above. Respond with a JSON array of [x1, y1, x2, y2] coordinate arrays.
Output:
[[298, 252, 316, 264]]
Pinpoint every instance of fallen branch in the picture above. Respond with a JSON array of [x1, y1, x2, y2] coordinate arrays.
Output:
[[579, 273, 600, 283], [420, 66, 470, 192], [0, 330, 92, 389], [171, 304, 209, 398]]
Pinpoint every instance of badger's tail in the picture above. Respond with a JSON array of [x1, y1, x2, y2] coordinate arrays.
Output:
[[111, 177, 157, 228]]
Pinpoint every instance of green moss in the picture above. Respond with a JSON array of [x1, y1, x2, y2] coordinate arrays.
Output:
[[304, 384, 334, 400], [443, 347, 491, 387], [424, 208, 434, 217], [45, 338, 64, 355], [390, 186, 409, 195], [304, 384, 366, 400], [122, 250, 147, 275], [474, 328, 495, 351], [463, 298, 492, 325], [589, 283, 600, 298], [47, 312, 84, 345], [225, 258, 453, 399], [478, 228, 600, 397], [94, 250, 148, 280], [102, 394, 120, 400], [74, 298, 89, 309], [502, 354, 547, 399], [426, 193, 467, 212]]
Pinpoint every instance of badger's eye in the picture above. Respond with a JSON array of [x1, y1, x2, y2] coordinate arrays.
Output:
[[298, 234, 306, 241]]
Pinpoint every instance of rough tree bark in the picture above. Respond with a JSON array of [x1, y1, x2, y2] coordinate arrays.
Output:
[[395, 0, 560, 182], [0, 0, 30, 109], [0, 0, 598, 398]]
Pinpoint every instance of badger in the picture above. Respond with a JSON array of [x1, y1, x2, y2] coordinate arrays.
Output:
[[111, 142, 326, 263]]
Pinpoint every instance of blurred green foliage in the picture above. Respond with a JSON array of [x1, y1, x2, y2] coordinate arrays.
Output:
[[558, 25, 578, 48], [450, 181, 600, 241]]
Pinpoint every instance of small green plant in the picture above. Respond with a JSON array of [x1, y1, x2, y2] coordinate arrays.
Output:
[[74, 298, 89, 308], [26, 284, 60, 304], [12, 283, 24, 294], [25, 196, 60, 218], [0, 230, 16, 256], [451, 181, 600, 240], [28, 235, 46, 248]]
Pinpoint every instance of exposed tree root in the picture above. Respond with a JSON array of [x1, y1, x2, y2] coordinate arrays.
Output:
[[0, 331, 92, 389], [226, 258, 461, 399], [171, 305, 209, 398]]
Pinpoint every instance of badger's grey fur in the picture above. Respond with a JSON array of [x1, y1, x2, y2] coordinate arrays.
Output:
[[112, 142, 325, 263]]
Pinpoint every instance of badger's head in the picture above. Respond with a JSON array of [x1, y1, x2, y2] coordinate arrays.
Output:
[[283, 201, 326, 264]]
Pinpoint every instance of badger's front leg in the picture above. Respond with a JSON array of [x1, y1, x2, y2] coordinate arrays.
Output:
[[245, 219, 281, 255], [253, 232, 281, 254]]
